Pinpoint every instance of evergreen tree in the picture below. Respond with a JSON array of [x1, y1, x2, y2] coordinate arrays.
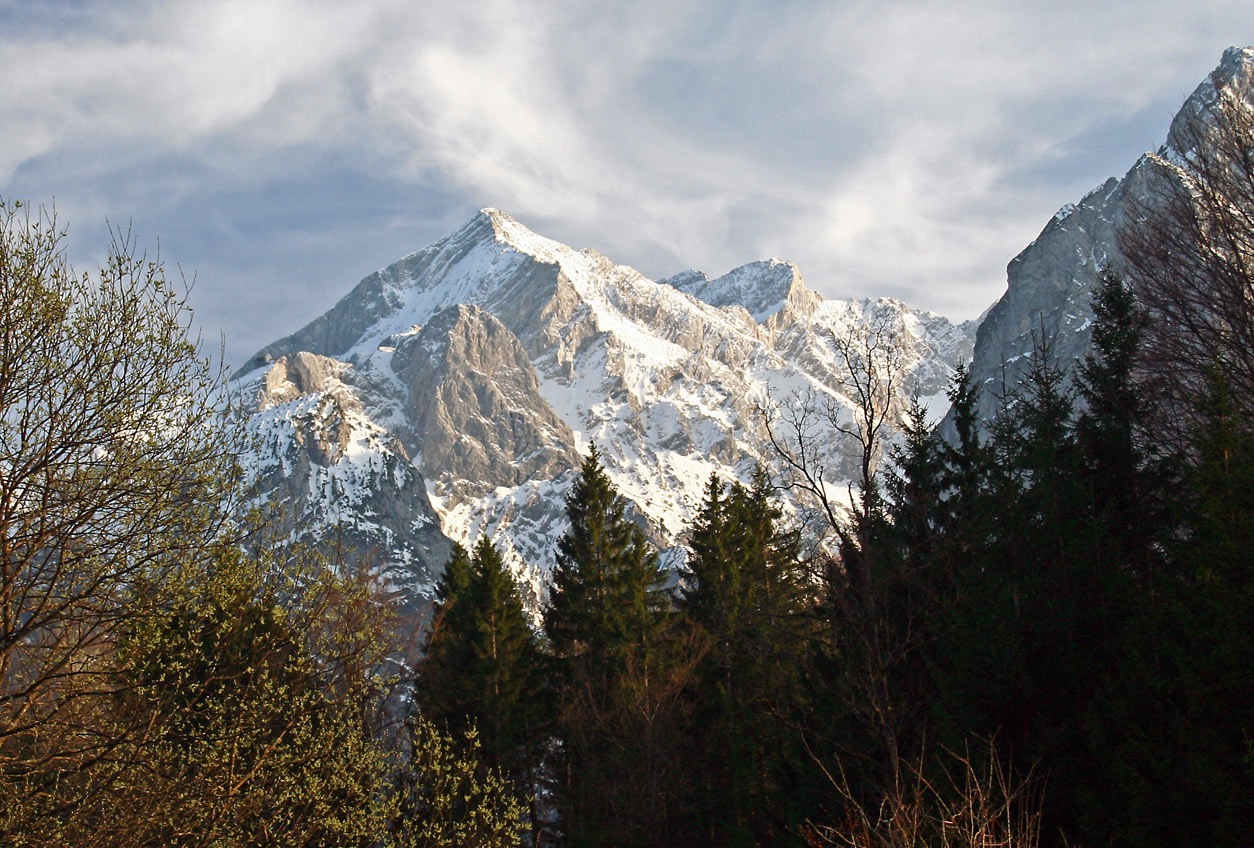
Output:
[[1160, 367, 1254, 845], [418, 540, 547, 778], [467, 538, 548, 771], [419, 545, 477, 731], [435, 543, 473, 607], [820, 396, 956, 806], [1075, 269, 1164, 585], [545, 444, 668, 689], [681, 475, 736, 637], [1183, 367, 1254, 586], [679, 470, 809, 846], [1065, 365, 1254, 847], [544, 445, 678, 847], [884, 397, 946, 565], [875, 396, 963, 760], [936, 363, 998, 545], [935, 334, 1144, 844], [796, 287, 1254, 846], [883, 395, 958, 635]]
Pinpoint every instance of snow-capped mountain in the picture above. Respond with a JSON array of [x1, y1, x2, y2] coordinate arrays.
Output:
[[959, 46, 1254, 425], [234, 210, 975, 604], [230, 46, 1254, 610]]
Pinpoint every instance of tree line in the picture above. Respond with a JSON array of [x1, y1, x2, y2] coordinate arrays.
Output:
[[417, 87, 1254, 844], [7, 226, 1250, 847]]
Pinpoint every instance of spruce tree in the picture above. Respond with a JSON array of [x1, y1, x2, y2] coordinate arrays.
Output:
[[419, 545, 477, 736], [545, 444, 668, 689], [435, 542, 473, 607], [937, 333, 1143, 842], [468, 539, 548, 770], [679, 470, 809, 846], [876, 397, 959, 758], [419, 540, 546, 776], [884, 396, 950, 599], [1067, 366, 1254, 847], [682, 470, 806, 701], [1076, 269, 1162, 585], [544, 445, 676, 847], [937, 363, 998, 549]]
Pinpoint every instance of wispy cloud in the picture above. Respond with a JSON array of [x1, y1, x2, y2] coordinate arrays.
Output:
[[1, 0, 1251, 364]]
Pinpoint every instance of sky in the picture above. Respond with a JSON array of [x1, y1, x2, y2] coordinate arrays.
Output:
[[2, 0, 1252, 370]]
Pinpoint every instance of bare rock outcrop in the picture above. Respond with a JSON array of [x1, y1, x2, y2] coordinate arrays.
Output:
[[391, 304, 579, 504]]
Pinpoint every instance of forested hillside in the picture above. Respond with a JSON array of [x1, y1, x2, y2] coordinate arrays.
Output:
[[413, 269, 1254, 847]]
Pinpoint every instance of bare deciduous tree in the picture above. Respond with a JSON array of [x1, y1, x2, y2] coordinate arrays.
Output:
[[1119, 67, 1254, 439], [761, 313, 904, 551], [760, 313, 917, 791]]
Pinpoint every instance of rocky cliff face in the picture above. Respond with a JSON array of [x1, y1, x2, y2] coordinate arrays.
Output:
[[243, 351, 452, 604], [960, 46, 1254, 426], [234, 209, 975, 604], [390, 303, 579, 502], [961, 175, 1129, 423]]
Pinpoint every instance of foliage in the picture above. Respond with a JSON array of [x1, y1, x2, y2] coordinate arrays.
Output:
[[418, 538, 549, 844], [546, 444, 669, 689], [95, 547, 394, 847], [411, 260, 1254, 847], [0, 198, 245, 844], [544, 445, 679, 847], [391, 713, 527, 848]]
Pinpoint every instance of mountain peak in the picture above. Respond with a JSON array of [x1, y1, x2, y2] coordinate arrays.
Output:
[[1165, 45, 1254, 156], [473, 206, 517, 239], [437, 207, 526, 253], [668, 257, 811, 322], [955, 45, 1254, 437], [464, 207, 581, 267], [1218, 45, 1254, 80], [234, 197, 977, 602], [421, 207, 565, 267]]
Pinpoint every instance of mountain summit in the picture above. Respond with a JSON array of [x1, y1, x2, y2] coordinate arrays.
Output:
[[237, 47, 1254, 608], [236, 211, 975, 604]]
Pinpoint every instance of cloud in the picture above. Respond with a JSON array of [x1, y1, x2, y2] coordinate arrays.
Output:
[[0, 0, 386, 179], [2, 0, 1253, 365], [355, 0, 1254, 310]]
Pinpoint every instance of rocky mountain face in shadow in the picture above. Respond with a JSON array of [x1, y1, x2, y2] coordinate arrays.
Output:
[[959, 46, 1254, 427]]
